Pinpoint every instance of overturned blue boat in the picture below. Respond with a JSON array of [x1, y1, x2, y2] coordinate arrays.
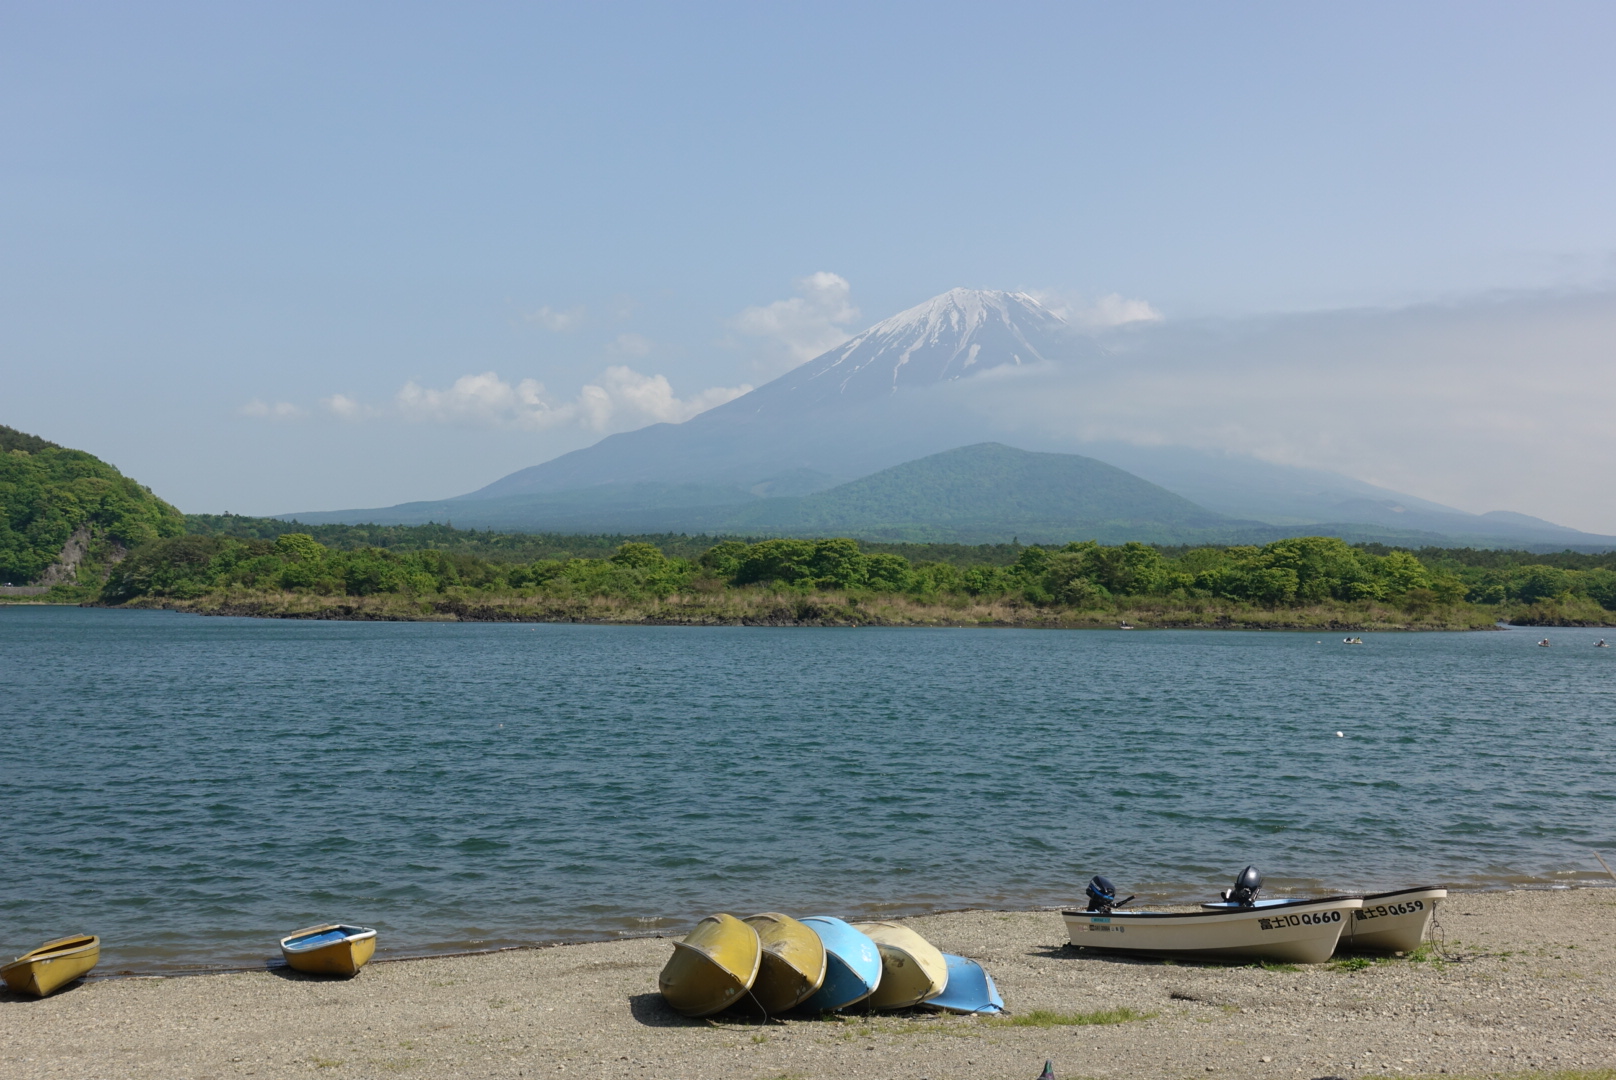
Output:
[[926, 953, 1004, 1014], [799, 916, 882, 1011]]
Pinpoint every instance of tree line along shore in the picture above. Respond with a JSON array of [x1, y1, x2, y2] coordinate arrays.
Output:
[[10, 514, 1613, 628], [4, 423, 1614, 628]]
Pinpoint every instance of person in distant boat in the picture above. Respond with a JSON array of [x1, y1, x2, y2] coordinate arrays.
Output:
[[1539, 638, 1551, 647], [1598, 639, 1608, 648]]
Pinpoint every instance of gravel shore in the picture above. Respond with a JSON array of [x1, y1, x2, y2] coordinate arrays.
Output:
[[3, 889, 1612, 1080]]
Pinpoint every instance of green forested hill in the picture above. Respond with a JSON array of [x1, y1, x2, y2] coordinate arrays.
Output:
[[0, 425, 185, 586], [725, 442, 1240, 542]]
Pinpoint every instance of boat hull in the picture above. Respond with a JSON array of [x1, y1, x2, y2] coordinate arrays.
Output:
[[800, 917, 882, 1011], [1064, 896, 1364, 964], [927, 953, 1004, 1015], [1339, 887, 1446, 953], [1, 935, 100, 997], [742, 913, 826, 1013], [854, 922, 948, 1009], [279, 924, 378, 977], [658, 914, 761, 1017]]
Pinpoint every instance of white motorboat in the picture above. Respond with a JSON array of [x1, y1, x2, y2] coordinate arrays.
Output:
[[1067, 869, 1363, 965], [1201, 880, 1445, 955], [1338, 886, 1446, 953]]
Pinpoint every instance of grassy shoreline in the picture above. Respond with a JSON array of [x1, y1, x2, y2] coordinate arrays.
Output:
[[110, 588, 1534, 630]]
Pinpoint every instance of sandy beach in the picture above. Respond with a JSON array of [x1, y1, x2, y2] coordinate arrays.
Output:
[[3, 890, 1612, 1080]]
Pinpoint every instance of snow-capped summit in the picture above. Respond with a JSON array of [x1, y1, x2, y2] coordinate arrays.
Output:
[[859, 287, 1067, 351], [722, 287, 1079, 415], [459, 287, 1093, 496]]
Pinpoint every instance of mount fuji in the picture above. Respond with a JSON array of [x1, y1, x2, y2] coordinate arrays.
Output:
[[463, 287, 1097, 498], [293, 289, 1616, 549]]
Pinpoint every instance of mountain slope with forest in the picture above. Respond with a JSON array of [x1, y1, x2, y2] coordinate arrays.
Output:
[[725, 443, 1240, 543], [292, 288, 1616, 550], [0, 424, 185, 587]]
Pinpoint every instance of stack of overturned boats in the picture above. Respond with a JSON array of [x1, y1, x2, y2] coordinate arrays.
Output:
[[657, 912, 1004, 1018], [1062, 866, 1446, 963]]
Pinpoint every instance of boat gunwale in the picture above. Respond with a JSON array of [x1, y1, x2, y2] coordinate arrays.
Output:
[[667, 919, 762, 988], [5, 935, 100, 967], [1061, 895, 1364, 921], [668, 935, 762, 984], [1201, 887, 1449, 912], [279, 925, 378, 952], [876, 942, 946, 1001], [743, 912, 828, 1003], [1360, 885, 1447, 902], [855, 920, 949, 1008]]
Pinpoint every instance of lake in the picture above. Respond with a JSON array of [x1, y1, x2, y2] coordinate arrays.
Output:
[[2, 606, 1612, 973]]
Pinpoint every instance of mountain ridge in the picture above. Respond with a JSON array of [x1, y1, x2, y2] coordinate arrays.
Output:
[[289, 287, 1616, 550]]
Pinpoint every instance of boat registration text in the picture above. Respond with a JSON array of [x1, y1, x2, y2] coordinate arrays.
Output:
[[1356, 899, 1426, 921], [1258, 911, 1342, 930]]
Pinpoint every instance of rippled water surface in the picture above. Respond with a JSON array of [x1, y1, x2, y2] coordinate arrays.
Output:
[[3, 607, 1613, 972]]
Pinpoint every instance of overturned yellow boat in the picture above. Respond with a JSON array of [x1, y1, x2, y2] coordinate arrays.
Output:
[[279, 924, 377, 977], [2, 934, 100, 997], [658, 913, 760, 1017], [743, 912, 827, 1013], [853, 921, 948, 1009]]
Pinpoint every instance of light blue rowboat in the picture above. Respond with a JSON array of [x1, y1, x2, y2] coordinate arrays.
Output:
[[927, 953, 1005, 1014], [799, 917, 881, 1011]]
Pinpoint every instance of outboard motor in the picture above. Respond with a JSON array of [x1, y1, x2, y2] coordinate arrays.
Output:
[[1084, 875, 1135, 913], [1219, 865, 1263, 907]]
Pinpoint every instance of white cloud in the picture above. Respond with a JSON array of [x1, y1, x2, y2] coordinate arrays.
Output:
[[606, 332, 653, 358], [393, 367, 750, 432], [958, 291, 1616, 532], [320, 393, 375, 419], [525, 304, 585, 332], [240, 399, 304, 419], [731, 272, 862, 373], [1028, 289, 1165, 329], [395, 372, 543, 426]]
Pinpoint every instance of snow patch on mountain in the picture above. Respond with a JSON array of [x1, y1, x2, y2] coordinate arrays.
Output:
[[720, 288, 1082, 414]]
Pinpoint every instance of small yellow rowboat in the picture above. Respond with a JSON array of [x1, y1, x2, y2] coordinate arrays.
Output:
[[658, 913, 761, 1017], [2, 934, 100, 997], [742, 912, 827, 1013], [279, 924, 378, 977], [853, 922, 948, 1009]]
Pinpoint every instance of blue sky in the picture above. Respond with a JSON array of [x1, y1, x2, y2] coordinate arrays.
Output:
[[4, 2, 1615, 524]]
